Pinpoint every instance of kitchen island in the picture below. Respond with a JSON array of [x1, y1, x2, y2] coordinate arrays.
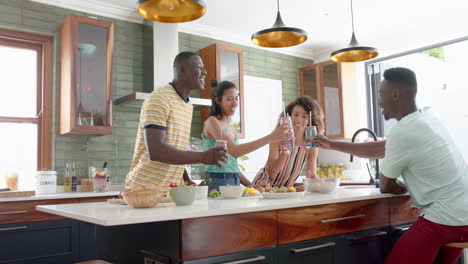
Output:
[[37, 187, 418, 264]]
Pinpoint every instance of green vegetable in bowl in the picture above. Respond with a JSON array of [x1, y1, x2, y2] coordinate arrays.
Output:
[[199, 177, 212, 186]]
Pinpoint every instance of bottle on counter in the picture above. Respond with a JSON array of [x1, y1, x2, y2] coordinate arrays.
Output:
[[64, 162, 72, 192], [71, 162, 77, 192]]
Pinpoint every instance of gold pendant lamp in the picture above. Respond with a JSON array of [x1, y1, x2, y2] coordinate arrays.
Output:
[[251, 0, 307, 48], [137, 0, 206, 23], [330, 0, 378, 62]]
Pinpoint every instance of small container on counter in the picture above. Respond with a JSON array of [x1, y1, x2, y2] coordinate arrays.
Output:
[[35, 170, 57, 195], [5, 171, 19, 191]]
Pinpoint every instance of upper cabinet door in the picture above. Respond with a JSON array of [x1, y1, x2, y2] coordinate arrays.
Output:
[[60, 15, 114, 135], [200, 44, 245, 138], [301, 60, 344, 139]]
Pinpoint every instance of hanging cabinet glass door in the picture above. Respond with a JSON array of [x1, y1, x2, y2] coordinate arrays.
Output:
[[300, 60, 344, 139], [60, 15, 114, 135]]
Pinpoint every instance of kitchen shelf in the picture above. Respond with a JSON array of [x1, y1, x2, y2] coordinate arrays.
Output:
[[114, 92, 211, 108]]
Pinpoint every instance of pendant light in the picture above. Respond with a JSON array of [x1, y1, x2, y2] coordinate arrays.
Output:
[[251, 0, 307, 48], [330, 0, 378, 62], [137, 0, 206, 23]]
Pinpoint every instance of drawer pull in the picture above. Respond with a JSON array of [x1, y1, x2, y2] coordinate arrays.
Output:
[[396, 226, 410, 231], [290, 242, 336, 253], [221, 256, 266, 264], [350, 231, 387, 241], [0, 226, 28, 232], [320, 214, 366, 223], [0, 210, 28, 215]]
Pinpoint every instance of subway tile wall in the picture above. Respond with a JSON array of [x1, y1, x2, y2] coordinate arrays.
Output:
[[0, 0, 312, 185]]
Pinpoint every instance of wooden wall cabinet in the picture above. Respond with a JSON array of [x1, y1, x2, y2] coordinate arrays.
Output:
[[200, 43, 245, 138], [60, 15, 114, 135], [300, 60, 344, 139]]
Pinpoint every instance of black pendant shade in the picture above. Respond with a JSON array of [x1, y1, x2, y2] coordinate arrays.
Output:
[[330, 0, 378, 62], [251, 0, 307, 48]]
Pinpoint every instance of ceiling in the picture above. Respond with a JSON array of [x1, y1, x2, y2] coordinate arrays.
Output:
[[32, 0, 468, 61]]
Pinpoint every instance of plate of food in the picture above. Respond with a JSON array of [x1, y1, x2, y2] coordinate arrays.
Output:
[[242, 187, 262, 197], [262, 186, 305, 199]]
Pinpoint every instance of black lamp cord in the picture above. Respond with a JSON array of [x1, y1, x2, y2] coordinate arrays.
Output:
[[350, 0, 355, 32]]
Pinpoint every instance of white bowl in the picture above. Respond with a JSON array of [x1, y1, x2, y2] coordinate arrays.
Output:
[[303, 178, 340, 193], [194, 186, 208, 200], [219, 185, 244, 199]]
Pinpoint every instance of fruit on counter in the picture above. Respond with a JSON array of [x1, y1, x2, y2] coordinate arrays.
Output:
[[169, 182, 178, 188], [209, 189, 220, 198], [288, 187, 297, 193], [243, 187, 258, 195]]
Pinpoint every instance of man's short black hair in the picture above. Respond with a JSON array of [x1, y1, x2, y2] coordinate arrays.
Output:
[[383, 67, 417, 98], [173, 51, 198, 69]]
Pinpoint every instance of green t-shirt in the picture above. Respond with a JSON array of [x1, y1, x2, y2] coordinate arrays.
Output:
[[381, 110, 468, 226], [202, 127, 239, 173]]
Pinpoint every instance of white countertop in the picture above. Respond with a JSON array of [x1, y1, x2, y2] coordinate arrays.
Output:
[[37, 186, 402, 226], [0, 191, 119, 202]]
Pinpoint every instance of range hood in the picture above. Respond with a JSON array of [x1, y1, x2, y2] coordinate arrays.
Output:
[[114, 92, 211, 108], [113, 22, 211, 108]]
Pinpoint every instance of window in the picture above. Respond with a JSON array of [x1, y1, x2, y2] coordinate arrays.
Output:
[[367, 36, 468, 162], [0, 29, 52, 190]]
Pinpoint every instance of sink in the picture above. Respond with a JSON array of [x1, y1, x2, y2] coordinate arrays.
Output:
[[342, 185, 376, 189]]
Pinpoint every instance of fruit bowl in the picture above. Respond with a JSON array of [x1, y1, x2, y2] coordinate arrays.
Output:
[[303, 178, 341, 193], [122, 187, 164, 208], [219, 185, 244, 199]]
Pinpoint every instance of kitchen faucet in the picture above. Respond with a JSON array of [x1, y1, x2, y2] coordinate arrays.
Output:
[[350, 128, 380, 188]]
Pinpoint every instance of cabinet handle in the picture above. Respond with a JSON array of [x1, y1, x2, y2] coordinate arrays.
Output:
[[221, 256, 266, 264], [320, 214, 366, 223], [396, 226, 410, 232], [349, 231, 388, 241], [0, 210, 28, 215], [0, 226, 28, 232], [290, 242, 336, 253]]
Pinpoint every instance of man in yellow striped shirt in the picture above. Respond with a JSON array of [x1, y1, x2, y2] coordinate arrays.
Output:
[[125, 52, 226, 191]]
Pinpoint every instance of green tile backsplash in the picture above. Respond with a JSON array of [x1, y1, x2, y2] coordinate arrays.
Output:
[[0, 0, 312, 185]]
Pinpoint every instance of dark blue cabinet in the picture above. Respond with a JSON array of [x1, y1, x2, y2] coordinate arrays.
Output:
[[341, 228, 390, 264], [277, 235, 340, 264], [0, 219, 79, 264]]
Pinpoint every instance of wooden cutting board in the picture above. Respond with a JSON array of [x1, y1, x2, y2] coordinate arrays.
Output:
[[0, 190, 36, 198]]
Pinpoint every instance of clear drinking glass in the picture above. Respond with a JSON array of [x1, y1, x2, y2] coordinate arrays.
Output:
[[215, 139, 227, 167], [305, 126, 318, 149], [279, 116, 294, 150], [90, 167, 110, 192]]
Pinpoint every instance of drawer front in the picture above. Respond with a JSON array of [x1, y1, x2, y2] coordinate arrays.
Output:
[[388, 196, 419, 225], [0, 199, 80, 224], [278, 199, 389, 244], [0, 219, 79, 263], [181, 210, 278, 261]]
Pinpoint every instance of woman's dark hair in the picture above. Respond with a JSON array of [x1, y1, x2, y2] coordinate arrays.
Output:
[[209, 80, 237, 117], [282, 96, 325, 134]]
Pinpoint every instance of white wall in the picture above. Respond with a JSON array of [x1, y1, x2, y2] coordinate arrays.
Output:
[[240, 75, 282, 181]]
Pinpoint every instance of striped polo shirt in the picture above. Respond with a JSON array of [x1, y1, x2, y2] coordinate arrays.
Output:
[[125, 83, 193, 191]]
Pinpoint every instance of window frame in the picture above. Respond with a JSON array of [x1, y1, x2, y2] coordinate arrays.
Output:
[[0, 29, 53, 170], [365, 35, 468, 137]]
